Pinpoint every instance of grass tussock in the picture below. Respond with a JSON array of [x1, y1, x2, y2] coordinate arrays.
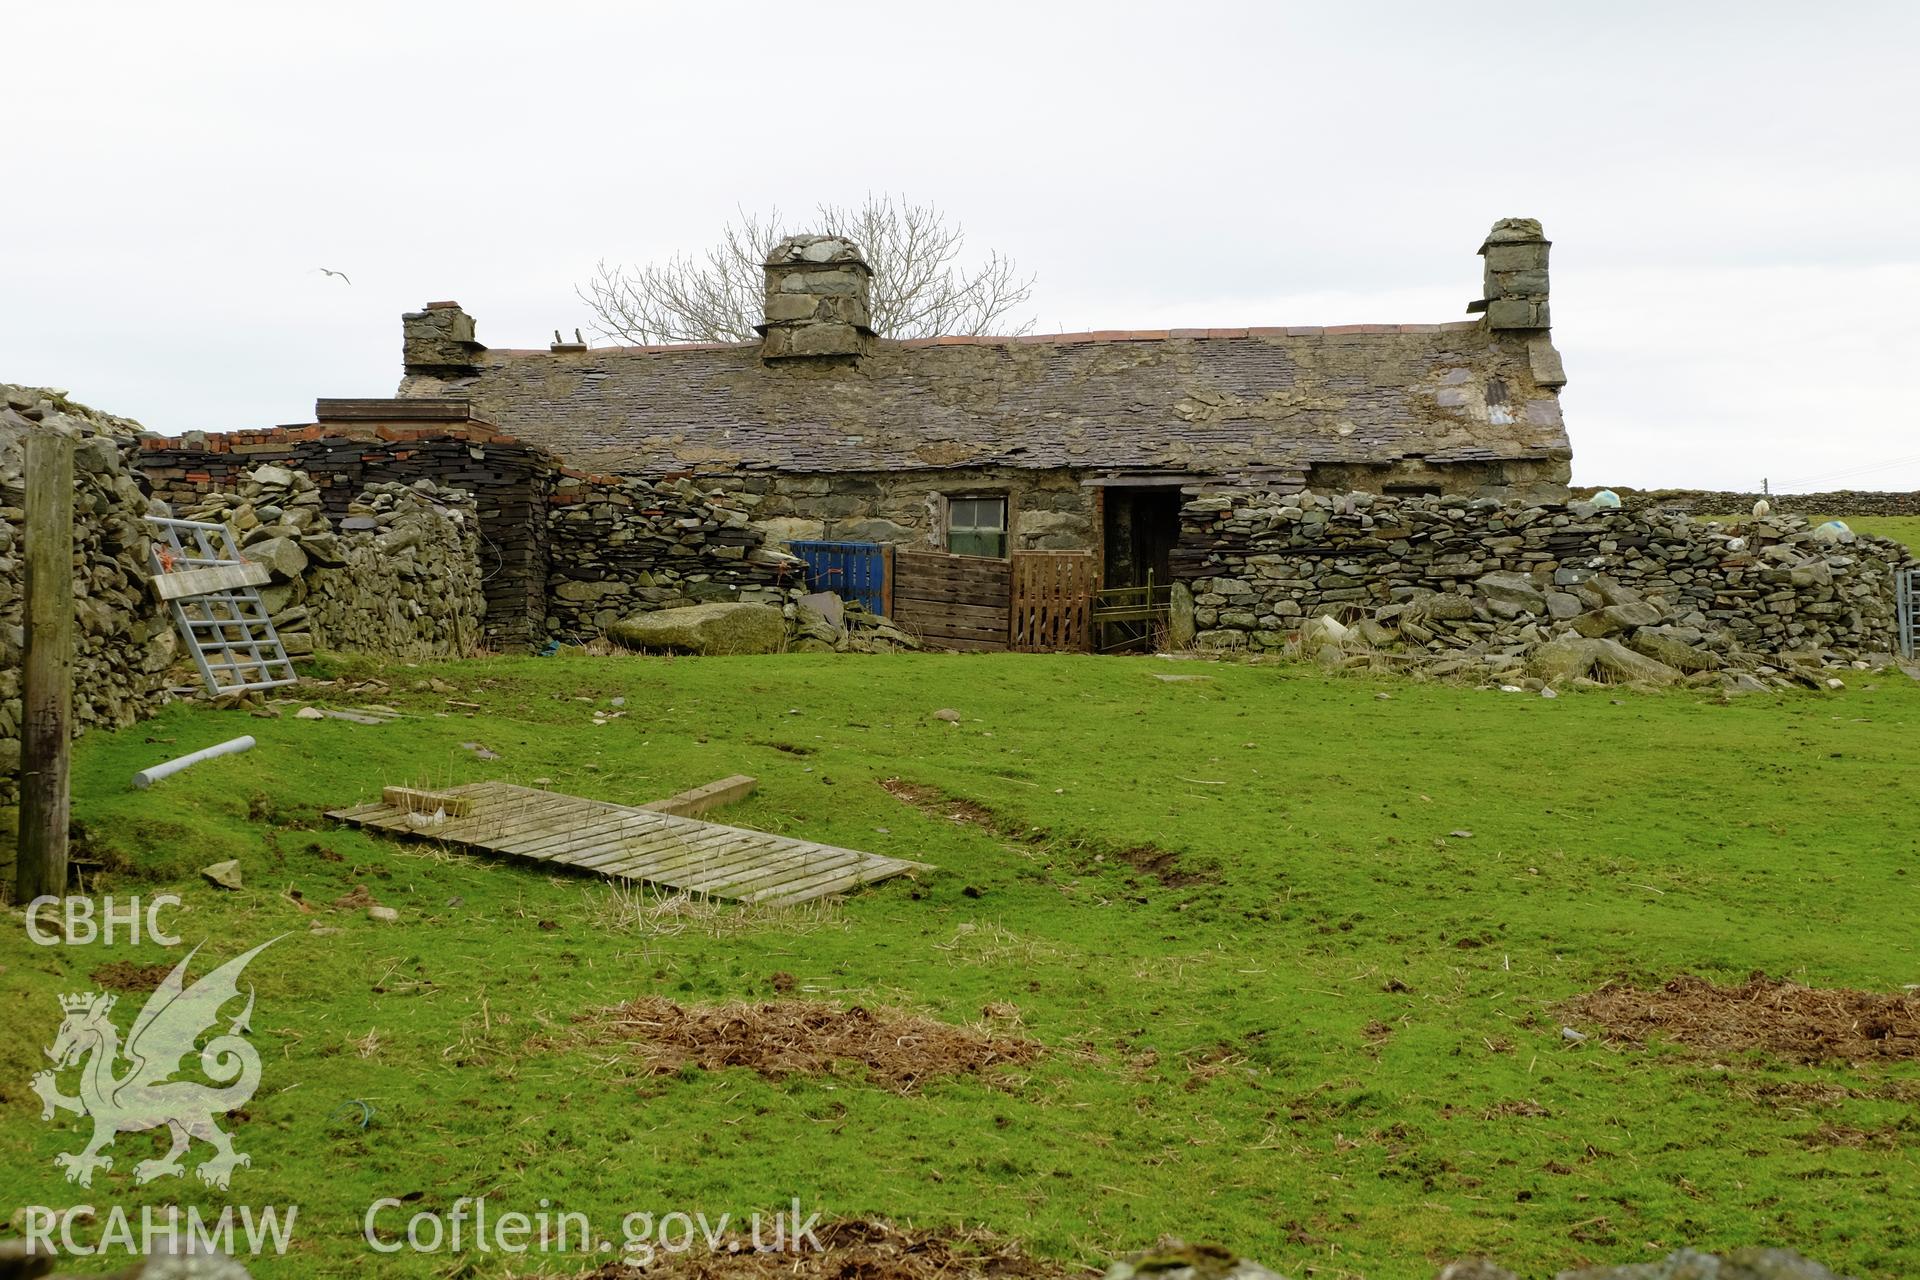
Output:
[[555, 1218, 1077, 1280], [580, 996, 1042, 1092], [1565, 972, 1920, 1063]]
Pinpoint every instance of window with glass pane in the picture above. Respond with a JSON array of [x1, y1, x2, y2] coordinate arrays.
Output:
[[946, 496, 1007, 558]]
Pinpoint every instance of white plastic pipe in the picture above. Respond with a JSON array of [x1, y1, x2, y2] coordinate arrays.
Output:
[[132, 735, 256, 790]]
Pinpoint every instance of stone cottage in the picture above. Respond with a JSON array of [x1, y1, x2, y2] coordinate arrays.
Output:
[[391, 219, 1570, 590]]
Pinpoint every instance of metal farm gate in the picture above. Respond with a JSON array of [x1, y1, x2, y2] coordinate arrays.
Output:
[[1009, 551, 1096, 652], [146, 515, 299, 694], [787, 540, 891, 616], [1899, 566, 1918, 660]]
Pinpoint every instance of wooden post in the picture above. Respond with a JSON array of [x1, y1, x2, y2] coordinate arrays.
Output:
[[16, 429, 73, 903]]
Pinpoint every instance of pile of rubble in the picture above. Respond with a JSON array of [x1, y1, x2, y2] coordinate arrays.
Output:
[[1179, 491, 1913, 691], [0, 386, 174, 805], [179, 466, 483, 658], [791, 591, 921, 654]]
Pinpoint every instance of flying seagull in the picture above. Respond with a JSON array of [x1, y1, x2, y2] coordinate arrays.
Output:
[[316, 267, 351, 285]]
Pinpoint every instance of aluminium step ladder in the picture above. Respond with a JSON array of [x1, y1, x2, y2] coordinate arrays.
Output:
[[145, 515, 298, 694]]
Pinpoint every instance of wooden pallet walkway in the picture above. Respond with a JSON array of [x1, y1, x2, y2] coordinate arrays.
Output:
[[327, 781, 929, 906]]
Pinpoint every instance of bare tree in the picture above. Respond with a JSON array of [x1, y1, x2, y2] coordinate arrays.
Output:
[[579, 196, 1036, 345]]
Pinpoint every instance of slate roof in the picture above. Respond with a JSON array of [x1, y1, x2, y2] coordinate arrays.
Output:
[[397, 322, 1569, 478]]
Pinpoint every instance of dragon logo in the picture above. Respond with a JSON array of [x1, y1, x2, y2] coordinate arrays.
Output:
[[32, 938, 278, 1189]]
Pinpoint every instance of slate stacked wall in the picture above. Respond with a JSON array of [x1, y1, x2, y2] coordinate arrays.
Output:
[[138, 426, 555, 649], [1175, 491, 1913, 659], [0, 387, 175, 816], [545, 474, 803, 637]]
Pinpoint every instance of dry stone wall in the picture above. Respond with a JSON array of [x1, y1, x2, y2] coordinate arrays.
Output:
[[176, 468, 484, 659], [0, 387, 175, 808], [1574, 486, 1920, 518], [1175, 489, 1913, 688], [139, 426, 554, 649], [545, 474, 805, 637]]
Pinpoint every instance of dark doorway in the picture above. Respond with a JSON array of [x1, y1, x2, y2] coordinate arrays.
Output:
[[1101, 487, 1184, 589]]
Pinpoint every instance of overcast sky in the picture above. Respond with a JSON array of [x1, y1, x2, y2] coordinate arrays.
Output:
[[5, 1, 1917, 492]]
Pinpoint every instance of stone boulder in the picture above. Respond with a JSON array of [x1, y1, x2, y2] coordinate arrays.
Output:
[[1474, 570, 1547, 615], [1571, 600, 1665, 637], [1528, 635, 1684, 687], [1629, 628, 1719, 672], [607, 602, 786, 655], [242, 535, 307, 582], [1104, 1244, 1286, 1280], [1552, 1246, 1854, 1279]]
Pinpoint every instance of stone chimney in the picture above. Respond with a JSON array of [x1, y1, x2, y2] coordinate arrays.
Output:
[[402, 301, 484, 374], [758, 235, 874, 362], [1471, 218, 1550, 331]]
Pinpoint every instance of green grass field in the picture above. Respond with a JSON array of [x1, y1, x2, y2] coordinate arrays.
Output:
[[4, 653, 1919, 1278]]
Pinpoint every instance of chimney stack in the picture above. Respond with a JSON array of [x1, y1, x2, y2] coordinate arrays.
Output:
[[1471, 218, 1550, 331], [759, 235, 874, 362], [402, 301, 484, 374]]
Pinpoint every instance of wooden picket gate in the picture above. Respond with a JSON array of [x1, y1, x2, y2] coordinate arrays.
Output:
[[1010, 551, 1096, 652]]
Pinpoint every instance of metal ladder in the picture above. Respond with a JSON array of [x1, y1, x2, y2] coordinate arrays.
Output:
[[147, 516, 298, 694]]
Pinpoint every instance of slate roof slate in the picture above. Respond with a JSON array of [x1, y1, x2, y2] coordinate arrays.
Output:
[[398, 323, 1569, 477]]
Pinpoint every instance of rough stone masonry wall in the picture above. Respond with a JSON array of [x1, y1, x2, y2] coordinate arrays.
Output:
[[139, 426, 554, 649], [718, 467, 1098, 552], [545, 473, 804, 637], [1176, 490, 1913, 661], [0, 387, 175, 812], [177, 467, 484, 659]]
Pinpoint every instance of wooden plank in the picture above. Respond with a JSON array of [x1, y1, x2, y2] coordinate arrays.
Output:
[[507, 808, 677, 861], [443, 794, 588, 844], [756, 860, 907, 906], [330, 781, 927, 905], [914, 635, 1009, 653], [578, 825, 742, 876], [893, 617, 1011, 641], [893, 597, 1010, 620], [685, 840, 862, 896], [150, 561, 272, 601], [624, 832, 815, 891], [640, 774, 757, 818], [17, 430, 73, 902], [381, 786, 475, 818]]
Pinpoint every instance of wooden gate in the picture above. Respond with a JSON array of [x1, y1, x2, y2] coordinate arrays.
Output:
[[893, 549, 1012, 651], [1010, 551, 1096, 652]]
